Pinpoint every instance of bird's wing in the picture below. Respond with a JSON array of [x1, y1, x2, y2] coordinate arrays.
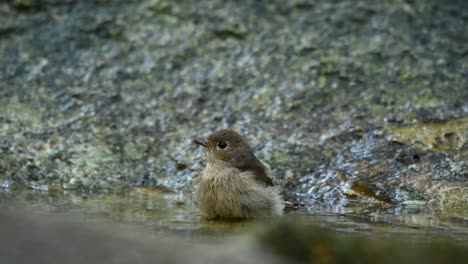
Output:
[[237, 157, 273, 187]]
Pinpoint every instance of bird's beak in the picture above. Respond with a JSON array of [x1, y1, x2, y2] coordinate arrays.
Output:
[[193, 138, 207, 147]]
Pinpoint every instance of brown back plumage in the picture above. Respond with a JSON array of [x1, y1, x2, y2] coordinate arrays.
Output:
[[236, 156, 273, 187]]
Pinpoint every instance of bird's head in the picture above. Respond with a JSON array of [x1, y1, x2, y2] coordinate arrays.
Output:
[[193, 129, 254, 165]]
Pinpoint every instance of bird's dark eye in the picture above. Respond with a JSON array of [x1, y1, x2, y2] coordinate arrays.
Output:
[[217, 141, 228, 149]]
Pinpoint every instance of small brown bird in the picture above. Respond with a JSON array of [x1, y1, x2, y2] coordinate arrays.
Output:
[[193, 129, 284, 219]]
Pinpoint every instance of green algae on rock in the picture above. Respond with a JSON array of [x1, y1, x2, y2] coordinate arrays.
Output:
[[388, 117, 468, 152]]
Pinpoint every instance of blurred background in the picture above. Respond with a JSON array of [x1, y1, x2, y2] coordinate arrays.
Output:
[[0, 0, 467, 263]]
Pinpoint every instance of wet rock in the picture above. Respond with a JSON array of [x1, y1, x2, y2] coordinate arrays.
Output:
[[0, 0, 466, 215], [387, 117, 468, 152]]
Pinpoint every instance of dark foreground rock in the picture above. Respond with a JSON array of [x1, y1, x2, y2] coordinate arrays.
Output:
[[0, 0, 467, 213]]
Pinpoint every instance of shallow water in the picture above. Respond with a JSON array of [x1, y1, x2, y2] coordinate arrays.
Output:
[[2, 188, 468, 264], [2, 188, 467, 242]]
